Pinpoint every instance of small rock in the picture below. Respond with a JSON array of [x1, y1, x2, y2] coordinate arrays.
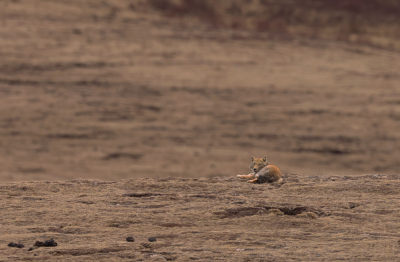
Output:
[[267, 208, 284, 216], [126, 236, 135, 242], [8, 242, 24, 248], [141, 242, 152, 248], [34, 239, 57, 247], [349, 202, 359, 209], [148, 237, 157, 242]]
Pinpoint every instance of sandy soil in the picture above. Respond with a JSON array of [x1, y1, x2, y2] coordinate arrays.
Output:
[[1, 175, 400, 261], [0, 1, 400, 181], [1, 1, 400, 260]]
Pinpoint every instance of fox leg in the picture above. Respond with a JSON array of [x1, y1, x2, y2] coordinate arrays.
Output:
[[247, 178, 259, 183], [237, 173, 255, 179]]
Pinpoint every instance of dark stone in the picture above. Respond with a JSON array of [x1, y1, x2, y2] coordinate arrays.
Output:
[[34, 239, 57, 247], [8, 242, 24, 248], [348, 202, 359, 209], [141, 242, 152, 248], [148, 237, 157, 242], [126, 236, 135, 242]]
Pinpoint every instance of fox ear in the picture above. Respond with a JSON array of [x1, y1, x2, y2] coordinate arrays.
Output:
[[251, 156, 254, 161], [263, 156, 267, 162]]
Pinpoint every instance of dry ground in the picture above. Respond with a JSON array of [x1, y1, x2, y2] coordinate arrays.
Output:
[[0, 0, 400, 181], [1, 175, 400, 261], [1, 1, 400, 261]]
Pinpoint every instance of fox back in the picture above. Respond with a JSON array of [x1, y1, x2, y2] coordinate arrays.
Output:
[[250, 156, 283, 183]]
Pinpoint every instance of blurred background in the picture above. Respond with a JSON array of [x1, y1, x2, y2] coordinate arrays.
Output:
[[0, 0, 399, 181]]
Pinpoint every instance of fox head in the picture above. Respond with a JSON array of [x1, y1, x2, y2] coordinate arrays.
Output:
[[249, 156, 268, 173]]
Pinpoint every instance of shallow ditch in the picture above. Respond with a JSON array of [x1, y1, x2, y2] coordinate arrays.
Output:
[[215, 205, 325, 219]]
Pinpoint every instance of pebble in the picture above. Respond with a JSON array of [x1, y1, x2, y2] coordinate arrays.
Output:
[[34, 239, 57, 247], [126, 236, 135, 242], [148, 237, 157, 242], [8, 242, 24, 248]]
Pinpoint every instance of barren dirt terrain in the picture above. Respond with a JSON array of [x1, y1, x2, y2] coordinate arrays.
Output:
[[0, 0, 400, 261], [1, 175, 400, 261], [0, 0, 400, 181]]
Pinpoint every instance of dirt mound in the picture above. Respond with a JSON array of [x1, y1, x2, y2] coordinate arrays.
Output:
[[1, 175, 400, 260]]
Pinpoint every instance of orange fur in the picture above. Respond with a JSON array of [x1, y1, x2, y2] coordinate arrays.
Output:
[[237, 156, 283, 184]]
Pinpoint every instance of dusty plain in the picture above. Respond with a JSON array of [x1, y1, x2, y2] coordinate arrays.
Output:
[[2, 175, 400, 261], [0, 0, 400, 261]]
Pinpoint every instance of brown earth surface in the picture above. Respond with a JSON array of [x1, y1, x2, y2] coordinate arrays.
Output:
[[1, 1, 400, 260], [1, 175, 400, 261], [0, 0, 400, 181]]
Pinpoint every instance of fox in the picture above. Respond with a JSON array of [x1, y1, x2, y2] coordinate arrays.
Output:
[[237, 156, 283, 184]]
